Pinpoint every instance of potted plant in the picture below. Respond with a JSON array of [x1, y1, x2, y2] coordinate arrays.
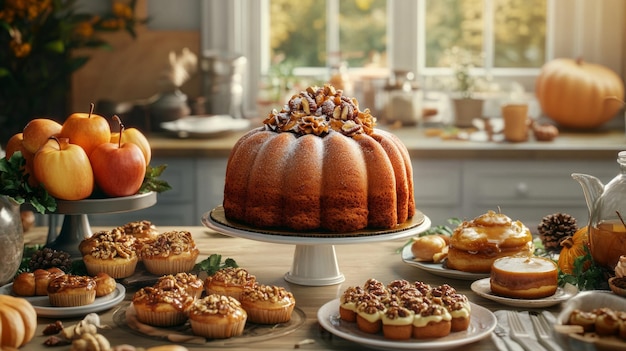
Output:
[[440, 47, 487, 128]]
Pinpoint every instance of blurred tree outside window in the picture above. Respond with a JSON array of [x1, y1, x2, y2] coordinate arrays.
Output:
[[268, 0, 546, 73], [424, 0, 547, 69], [269, 0, 388, 72]]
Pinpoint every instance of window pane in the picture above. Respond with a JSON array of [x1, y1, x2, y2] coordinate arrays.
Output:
[[424, 0, 484, 68], [339, 0, 387, 68], [270, 0, 327, 67], [269, 0, 387, 69], [493, 0, 546, 68]]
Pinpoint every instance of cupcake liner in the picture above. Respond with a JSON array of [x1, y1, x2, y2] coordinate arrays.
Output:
[[244, 304, 294, 324], [190, 318, 246, 338], [85, 257, 138, 279], [49, 290, 96, 307], [142, 256, 197, 276], [134, 307, 188, 327]]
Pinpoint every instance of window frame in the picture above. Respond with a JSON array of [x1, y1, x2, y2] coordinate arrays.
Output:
[[201, 0, 624, 115]]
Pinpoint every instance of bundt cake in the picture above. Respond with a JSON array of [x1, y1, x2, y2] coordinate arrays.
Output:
[[223, 84, 415, 233]]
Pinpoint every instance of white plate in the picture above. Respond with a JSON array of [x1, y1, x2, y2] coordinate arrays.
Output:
[[470, 278, 578, 308], [317, 299, 496, 351], [0, 283, 126, 318], [401, 245, 489, 281], [160, 115, 251, 138]]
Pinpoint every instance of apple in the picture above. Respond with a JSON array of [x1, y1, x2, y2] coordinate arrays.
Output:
[[22, 118, 62, 154], [4, 133, 24, 159], [33, 137, 94, 200], [4, 132, 39, 187], [59, 103, 111, 156], [90, 117, 146, 197], [110, 127, 152, 165]]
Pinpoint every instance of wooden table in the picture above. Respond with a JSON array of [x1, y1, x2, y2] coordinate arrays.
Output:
[[18, 226, 562, 351]]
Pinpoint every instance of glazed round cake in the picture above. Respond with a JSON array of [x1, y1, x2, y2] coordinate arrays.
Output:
[[223, 84, 415, 233]]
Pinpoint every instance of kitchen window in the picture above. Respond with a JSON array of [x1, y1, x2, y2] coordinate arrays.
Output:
[[201, 0, 624, 112]]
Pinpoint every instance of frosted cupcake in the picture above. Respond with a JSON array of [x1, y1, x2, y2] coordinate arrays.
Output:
[[132, 286, 194, 327], [239, 284, 295, 324], [188, 294, 247, 339], [140, 230, 200, 275], [381, 305, 414, 340]]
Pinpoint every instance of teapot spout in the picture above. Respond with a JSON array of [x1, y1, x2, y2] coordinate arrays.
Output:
[[572, 173, 604, 218]]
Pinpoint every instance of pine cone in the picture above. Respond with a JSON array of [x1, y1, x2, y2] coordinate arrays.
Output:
[[537, 213, 578, 252], [28, 248, 73, 272]]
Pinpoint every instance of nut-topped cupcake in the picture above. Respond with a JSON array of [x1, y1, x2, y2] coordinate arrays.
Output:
[[132, 285, 194, 327], [140, 230, 200, 275], [47, 274, 97, 307], [239, 284, 295, 324], [156, 272, 204, 299], [83, 240, 139, 278], [204, 267, 256, 301], [188, 294, 247, 339], [79, 228, 136, 256]]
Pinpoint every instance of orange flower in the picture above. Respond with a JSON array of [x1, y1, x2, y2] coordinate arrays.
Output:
[[112, 2, 133, 19], [10, 39, 31, 58], [74, 21, 95, 39]]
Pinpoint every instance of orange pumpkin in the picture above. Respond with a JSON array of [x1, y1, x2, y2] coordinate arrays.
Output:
[[0, 295, 37, 348], [557, 226, 589, 274], [535, 58, 625, 129]]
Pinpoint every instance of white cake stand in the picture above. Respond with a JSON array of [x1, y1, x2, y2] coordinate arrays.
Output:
[[46, 192, 157, 258], [202, 206, 431, 286]]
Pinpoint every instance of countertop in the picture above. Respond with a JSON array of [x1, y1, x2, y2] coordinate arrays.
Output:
[[15, 225, 565, 351], [148, 124, 626, 160]]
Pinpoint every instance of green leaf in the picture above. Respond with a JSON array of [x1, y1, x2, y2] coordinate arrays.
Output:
[[0, 152, 57, 213], [193, 254, 239, 276], [140, 164, 172, 193]]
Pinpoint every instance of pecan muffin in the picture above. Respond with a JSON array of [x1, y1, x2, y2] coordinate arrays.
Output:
[[239, 284, 295, 324], [204, 267, 256, 301], [139, 231, 200, 275], [188, 294, 247, 339], [156, 272, 204, 299], [83, 240, 139, 278], [132, 285, 194, 327], [79, 228, 136, 256], [47, 274, 97, 307]]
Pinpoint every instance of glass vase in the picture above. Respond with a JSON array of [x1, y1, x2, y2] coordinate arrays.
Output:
[[0, 196, 24, 286]]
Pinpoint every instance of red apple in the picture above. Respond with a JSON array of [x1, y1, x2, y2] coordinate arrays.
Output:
[[110, 127, 152, 165], [60, 103, 111, 156], [90, 117, 146, 197], [22, 118, 62, 154], [33, 137, 94, 200]]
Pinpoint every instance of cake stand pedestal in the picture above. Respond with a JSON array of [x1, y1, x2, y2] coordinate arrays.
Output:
[[202, 206, 431, 286], [46, 192, 157, 257]]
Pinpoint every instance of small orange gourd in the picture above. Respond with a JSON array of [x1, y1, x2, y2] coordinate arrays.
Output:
[[557, 226, 589, 274], [535, 58, 625, 129], [0, 294, 37, 348]]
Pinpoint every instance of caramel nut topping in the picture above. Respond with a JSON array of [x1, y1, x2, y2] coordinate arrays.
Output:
[[47, 275, 96, 293], [241, 284, 294, 303], [207, 267, 256, 286], [119, 220, 157, 235], [385, 306, 412, 319], [140, 230, 197, 258], [190, 294, 243, 315], [340, 286, 365, 303], [156, 273, 203, 291], [89, 240, 136, 259], [356, 294, 385, 314], [263, 83, 376, 137], [132, 286, 194, 311]]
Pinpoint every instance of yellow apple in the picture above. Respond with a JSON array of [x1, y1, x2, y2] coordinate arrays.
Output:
[[60, 104, 111, 156], [22, 118, 62, 154], [33, 137, 94, 200]]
